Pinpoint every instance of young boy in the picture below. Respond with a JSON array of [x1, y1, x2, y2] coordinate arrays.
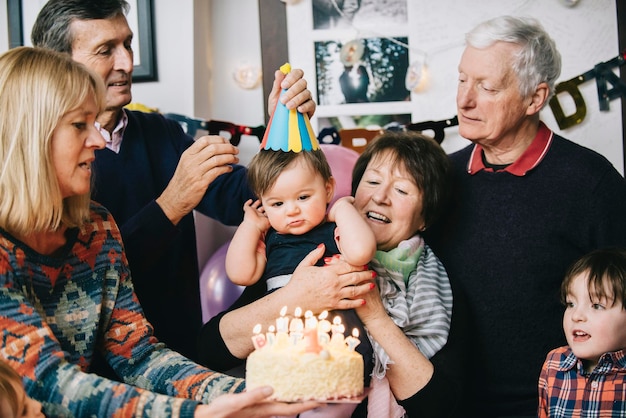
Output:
[[538, 247, 626, 417]]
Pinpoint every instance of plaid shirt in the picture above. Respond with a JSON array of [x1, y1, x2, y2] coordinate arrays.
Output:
[[538, 346, 626, 417]]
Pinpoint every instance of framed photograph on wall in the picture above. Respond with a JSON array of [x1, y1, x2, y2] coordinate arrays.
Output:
[[311, 0, 408, 30], [281, 0, 414, 137], [315, 37, 410, 106], [6, 0, 157, 82]]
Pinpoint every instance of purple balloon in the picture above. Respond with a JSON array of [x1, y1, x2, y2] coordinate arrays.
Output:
[[320, 144, 360, 206], [199, 241, 244, 323]]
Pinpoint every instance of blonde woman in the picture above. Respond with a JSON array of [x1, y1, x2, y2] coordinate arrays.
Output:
[[0, 46, 317, 418]]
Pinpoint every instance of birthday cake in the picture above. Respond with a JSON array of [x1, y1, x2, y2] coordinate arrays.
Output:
[[245, 307, 364, 402]]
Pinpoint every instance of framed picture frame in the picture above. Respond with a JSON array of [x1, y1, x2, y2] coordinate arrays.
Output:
[[6, 0, 157, 82], [283, 0, 412, 133]]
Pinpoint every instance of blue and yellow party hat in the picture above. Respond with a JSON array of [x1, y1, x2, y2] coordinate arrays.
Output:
[[260, 63, 319, 152]]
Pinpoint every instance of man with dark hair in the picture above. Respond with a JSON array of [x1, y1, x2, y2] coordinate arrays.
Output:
[[32, 0, 316, 367]]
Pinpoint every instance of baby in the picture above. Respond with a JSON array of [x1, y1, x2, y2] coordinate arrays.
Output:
[[226, 148, 376, 290], [224, 62, 376, 418]]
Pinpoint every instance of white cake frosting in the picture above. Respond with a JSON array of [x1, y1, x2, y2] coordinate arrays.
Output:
[[245, 308, 364, 402]]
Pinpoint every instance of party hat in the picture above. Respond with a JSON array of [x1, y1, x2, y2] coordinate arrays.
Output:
[[260, 63, 319, 152]]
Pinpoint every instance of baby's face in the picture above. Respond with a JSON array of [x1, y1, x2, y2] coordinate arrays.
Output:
[[563, 272, 626, 372], [260, 158, 333, 236]]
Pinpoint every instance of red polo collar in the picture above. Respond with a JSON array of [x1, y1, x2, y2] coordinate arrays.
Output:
[[467, 122, 554, 176]]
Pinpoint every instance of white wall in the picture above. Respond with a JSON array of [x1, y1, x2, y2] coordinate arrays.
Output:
[[129, 0, 265, 142], [129, 0, 265, 167], [131, 1, 196, 116], [0, 2, 7, 50], [206, 0, 265, 166]]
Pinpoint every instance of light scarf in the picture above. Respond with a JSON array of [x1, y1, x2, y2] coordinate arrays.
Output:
[[366, 235, 452, 418], [367, 235, 453, 378]]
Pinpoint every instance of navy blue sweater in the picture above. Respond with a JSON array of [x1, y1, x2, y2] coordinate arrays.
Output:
[[91, 110, 254, 363], [425, 133, 626, 417]]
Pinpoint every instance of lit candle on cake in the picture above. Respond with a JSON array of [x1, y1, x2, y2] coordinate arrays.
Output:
[[317, 311, 331, 344], [304, 310, 318, 329], [330, 316, 345, 345], [266, 325, 276, 346], [318, 311, 331, 332], [289, 307, 304, 344], [275, 307, 290, 346], [345, 328, 360, 351], [276, 306, 289, 333], [252, 323, 267, 350]]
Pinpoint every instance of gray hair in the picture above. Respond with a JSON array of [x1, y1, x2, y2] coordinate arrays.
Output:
[[466, 15, 561, 105], [31, 0, 130, 54]]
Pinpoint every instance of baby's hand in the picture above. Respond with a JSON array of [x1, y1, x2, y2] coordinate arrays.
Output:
[[242, 199, 270, 233], [327, 196, 355, 222]]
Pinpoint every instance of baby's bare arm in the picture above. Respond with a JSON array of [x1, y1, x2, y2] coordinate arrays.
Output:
[[225, 200, 269, 285], [328, 196, 377, 266]]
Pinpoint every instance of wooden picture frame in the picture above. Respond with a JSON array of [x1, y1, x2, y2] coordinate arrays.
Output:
[[6, 0, 157, 82]]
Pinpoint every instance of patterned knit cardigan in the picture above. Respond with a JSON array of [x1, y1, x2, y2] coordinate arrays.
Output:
[[0, 202, 244, 418]]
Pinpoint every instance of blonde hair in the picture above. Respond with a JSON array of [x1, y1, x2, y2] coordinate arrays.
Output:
[[0, 47, 105, 235], [0, 360, 21, 416]]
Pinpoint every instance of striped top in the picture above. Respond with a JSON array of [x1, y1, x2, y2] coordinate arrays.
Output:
[[0, 202, 244, 418]]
